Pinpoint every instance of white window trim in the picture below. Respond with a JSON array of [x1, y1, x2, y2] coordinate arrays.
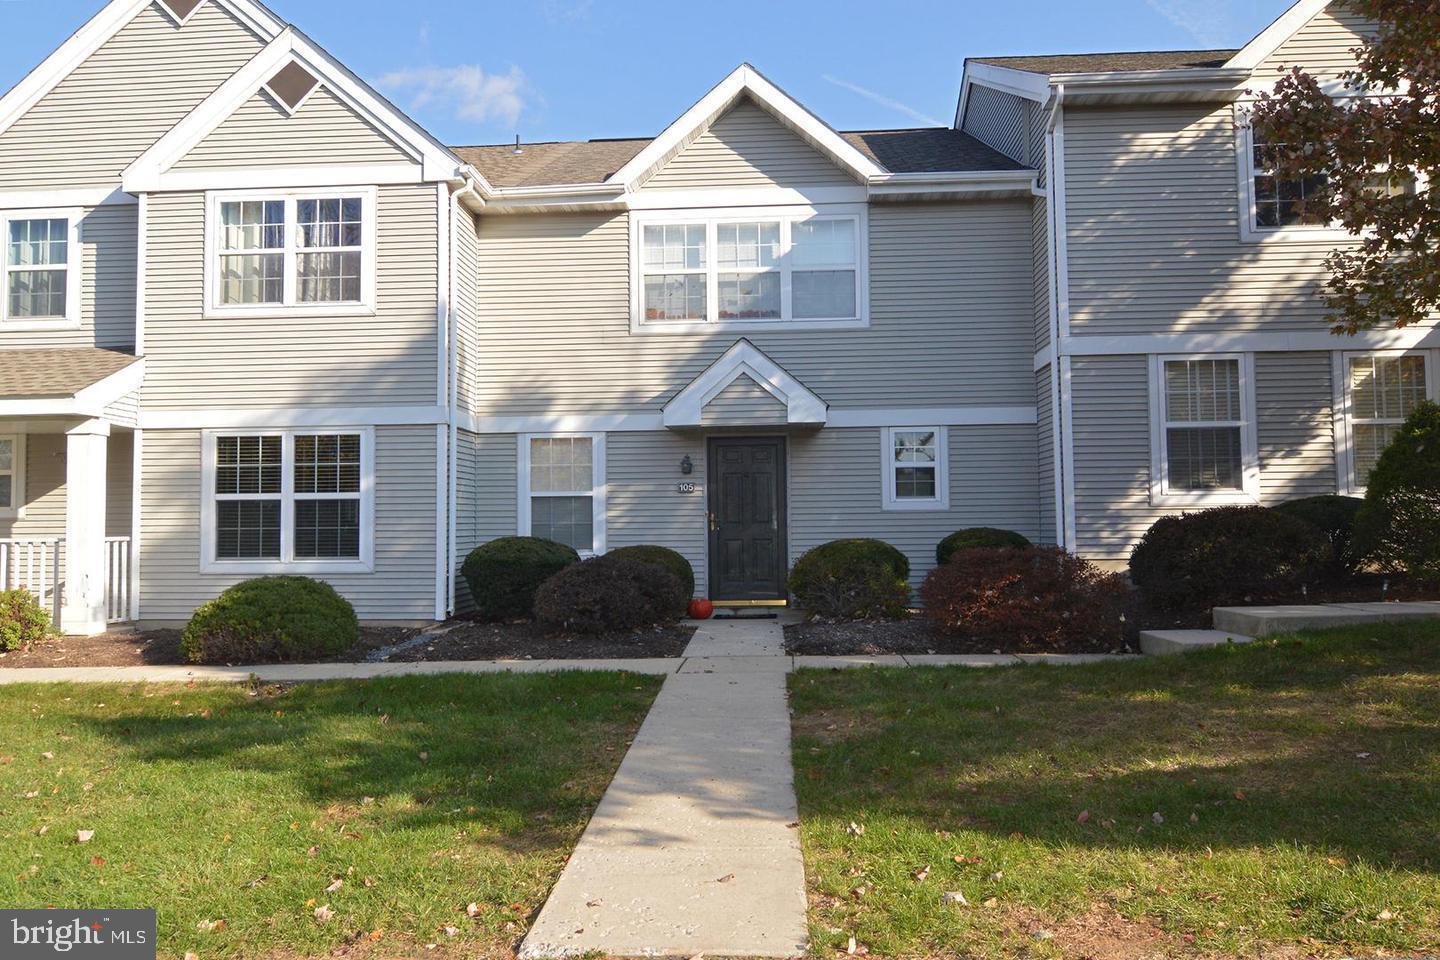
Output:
[[203, 187, 377, 319], [0, 208, 82, 331], [630, 204, 869, 334], [516, 432, 607, 556], [1333, 349, 1439, 496], [199, 427, 375, 574], [881, 426, 950, 512], [1234, 105, 1369, 245], [1148, 353, 1261, 506], [0, 433, 26, 520]]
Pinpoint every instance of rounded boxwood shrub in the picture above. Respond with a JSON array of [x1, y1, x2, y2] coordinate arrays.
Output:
[[533, 555, 686, 635], [1128, 505, 1333, 610], [921, 546, 1129, 651], [0, 589, 51, 651], [462, 536, 580, 621], [1272, 495, 1366, 577], [787, 538, 911, 620], [607, 544, 695, 605], [181, 576, 358, 664], [1354, 401, 1440, 581], [935, 527, 1032, 566]]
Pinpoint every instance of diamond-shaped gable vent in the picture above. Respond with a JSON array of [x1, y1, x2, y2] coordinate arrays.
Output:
[[159, 0, 205, 20], [266, 62, 320, 112]]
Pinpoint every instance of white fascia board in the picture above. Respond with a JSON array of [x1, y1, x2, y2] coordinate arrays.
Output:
[[123, 29, 460, 192], [1226, 0, 1331, 70], [1052, 67, 1251, 87], [867, 170, 1038, 199], [608, 64, 885, 192], [662, 339, 828, 429], [0, 0, 283, 140]]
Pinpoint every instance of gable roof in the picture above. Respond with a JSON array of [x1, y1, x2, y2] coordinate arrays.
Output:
[[0, 0, 284, 139], [969, 49, 1238, 75], [1225, 0, 1336, 69], [453, 126, 1023, 189], [0, 347, 144, 417], [124, 24, 462, 190], [663, 339, 827, 430]]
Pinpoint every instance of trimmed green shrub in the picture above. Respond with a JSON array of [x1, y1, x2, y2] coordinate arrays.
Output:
[[1354, 401, 1440, 581], [1129, 505, 1333, 610], [533, 555, 686, 635], [462, 536, 580, 621], [181, 576, 358, 664], [787, 538, 911, 620], [921, 546, 1129, 651], [1272, 495, 1366, 577], [935, 527, 1032, 566], [0, 589, 51, 651], [607, 544, 695, 605]]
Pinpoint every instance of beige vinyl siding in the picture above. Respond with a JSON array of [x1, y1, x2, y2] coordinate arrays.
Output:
[[1032, 195, 1051, 352], [1069, 352, 1340, 560], [104, 389, 140, 428], [453, 428, 481, 612], [789, 425, 1041, 589], [961, 85, 1027, 164], [453, 207, 481, 412], [174, 86, 415, 170], [472, 200, 1034, 415], [1, 204, 137, 350], [1256, 351, 1336, 500], [0, 3, 265, 190], [605, 431, 707, 596], [453, 431, 519, 612], [1257, 3, 1374, 81], [0, 431, 135, 612], [643, 100, 858, 190], [699, 375, 788, 426], [1035, 365, 1057, 545], [142, 183, 439, 408], [137, 425, 438, 623], [1063, 103, 1353, 337]]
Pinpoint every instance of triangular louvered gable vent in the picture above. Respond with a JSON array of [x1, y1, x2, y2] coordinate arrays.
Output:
[[158, 0, 206, 22], [265, 62, 320, 112]]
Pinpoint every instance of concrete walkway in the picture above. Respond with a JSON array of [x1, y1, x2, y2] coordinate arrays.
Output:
[[519, 619, 809, 958]]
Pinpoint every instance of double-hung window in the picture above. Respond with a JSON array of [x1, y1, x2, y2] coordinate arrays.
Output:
[[0, 210, 80, 329], [202, 429, 373, 573], [1151, 355, 1259, 504], [882, 426, 949, 511], [207, 189, 374, 315], [0, 434, 24, 518], [634, 206, 866, 330], [518, 434, 606, 554], [1342, 353, 1432, 491]]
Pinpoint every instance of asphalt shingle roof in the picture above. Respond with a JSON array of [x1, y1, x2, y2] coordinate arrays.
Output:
[[0, 347, 139, 399], [453, 126, 1025, 188], [970, 49, 1238, 74]]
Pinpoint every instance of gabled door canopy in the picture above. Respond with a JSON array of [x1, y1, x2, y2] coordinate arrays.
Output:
[[663, 339, 828, 430]]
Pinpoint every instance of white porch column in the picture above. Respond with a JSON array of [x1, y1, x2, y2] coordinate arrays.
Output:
[[61, 419, 109, 636]]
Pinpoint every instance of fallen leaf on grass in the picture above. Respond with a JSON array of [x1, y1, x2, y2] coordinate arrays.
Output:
[[846, 935, 857, 955], [40, 752, 54, 760], [1076, 810, 1090, 823], [1234, 789, 1247, 801], [76, 830, 94, 843], [912, 865, 930, 882], [325, 879, 343, 893], [1152, 812, 1165, 824], [983, 897, 998, 908], [942, 891, 968, 905], [466, 902, 483, 917], [953, 855, 982, 865], [89, 856, 105, 867], [442, 926, 459, 937], [196, 919, 225, 932], [846, 822, 865, 836], [314, 905, 334, 923], [1377, 909, 1395, 922]]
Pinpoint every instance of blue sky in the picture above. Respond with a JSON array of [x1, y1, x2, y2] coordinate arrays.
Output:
[[2, 0, 1292, 146]]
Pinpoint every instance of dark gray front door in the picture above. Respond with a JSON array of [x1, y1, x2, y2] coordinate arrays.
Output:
[[708, 437, 787, 601]]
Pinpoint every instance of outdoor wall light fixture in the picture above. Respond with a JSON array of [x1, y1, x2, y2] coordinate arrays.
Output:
[[680, 455, 694, 475]]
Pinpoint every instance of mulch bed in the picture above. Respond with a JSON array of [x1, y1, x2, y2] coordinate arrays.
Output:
[[0, 621, 697, 668], [384, 620, 696, 661], [784, 618, 1136, 656]]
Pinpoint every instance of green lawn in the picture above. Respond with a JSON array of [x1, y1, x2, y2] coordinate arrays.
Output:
[[0, 672, 661, 960], [790, 623, 1440, 959]]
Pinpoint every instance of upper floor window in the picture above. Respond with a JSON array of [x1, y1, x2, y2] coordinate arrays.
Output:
[[1149, 354, 1259, 505], [0, 210, 80, 329], [205, 189, 374, 317], [1342, 353, 1432, 492], [632, 206, 867, 332]]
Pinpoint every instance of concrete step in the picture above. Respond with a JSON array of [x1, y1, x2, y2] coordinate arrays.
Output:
[[1212, 601, 1440, 638], [1139, 629, 1254, 656]]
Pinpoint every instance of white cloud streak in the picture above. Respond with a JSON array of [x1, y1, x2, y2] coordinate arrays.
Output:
[[376, 64, 528, 128], [1143, 0, 1237, 48], [821, 74, 945, 128]]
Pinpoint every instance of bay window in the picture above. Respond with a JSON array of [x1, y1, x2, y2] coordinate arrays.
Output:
[[634, 206, 866, 330], [206, 189, 374, 315], [518, 434, 606, 554], [1150, 355, 1259, 504], [1, 210, 80, 328], [202, 429, 373, 573]]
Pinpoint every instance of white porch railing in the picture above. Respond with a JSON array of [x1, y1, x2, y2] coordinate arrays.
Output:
[[0, 537, 63, 626], [104, 537, 132, 624]]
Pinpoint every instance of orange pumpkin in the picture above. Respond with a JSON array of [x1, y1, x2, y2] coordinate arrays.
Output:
[[687, 598, 715, 620]]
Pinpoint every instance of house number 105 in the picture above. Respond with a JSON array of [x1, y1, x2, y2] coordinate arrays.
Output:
[[676, 482, 697, 494]]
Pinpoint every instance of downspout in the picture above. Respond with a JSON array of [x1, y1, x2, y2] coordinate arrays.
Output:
[[446, 176, 483, 616], [1044, 84, 1070, 550]]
